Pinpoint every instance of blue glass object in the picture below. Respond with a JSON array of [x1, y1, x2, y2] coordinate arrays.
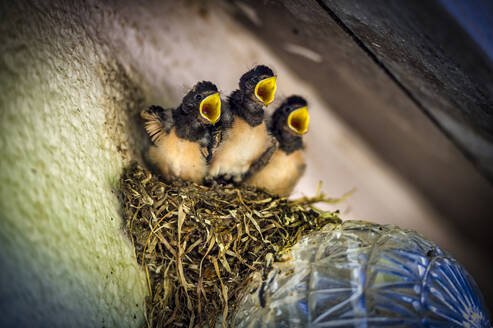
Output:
[[233, 221, 491, 327]]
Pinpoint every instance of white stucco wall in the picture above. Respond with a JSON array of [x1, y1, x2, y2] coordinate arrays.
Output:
[[0, 2, 148, 327], [1, 1, 489, 327]]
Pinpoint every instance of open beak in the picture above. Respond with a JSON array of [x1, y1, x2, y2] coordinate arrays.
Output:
[[199, 92, 221, 124], [254, 76, 277, 106], [287, 106, 309, 135]]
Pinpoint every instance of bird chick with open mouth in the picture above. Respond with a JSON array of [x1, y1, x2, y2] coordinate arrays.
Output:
[[245, 96, 309, 196], [208, 65, 277, 183], [141, 81, 221, 184]]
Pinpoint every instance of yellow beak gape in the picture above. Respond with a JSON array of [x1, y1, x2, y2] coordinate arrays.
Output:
[[199, 92, 221, 124], [254, 76, 277, 106], [287, 106, 309, 135]]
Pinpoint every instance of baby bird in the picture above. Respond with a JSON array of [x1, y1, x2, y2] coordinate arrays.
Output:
[[208, 65, 277, 183], [245, 96, 309, 196], [141, 81, 221, 184]]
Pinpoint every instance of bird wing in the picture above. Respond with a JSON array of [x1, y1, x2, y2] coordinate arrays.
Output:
[[140, 105, 174, 144], [243, 136, 278, 180]]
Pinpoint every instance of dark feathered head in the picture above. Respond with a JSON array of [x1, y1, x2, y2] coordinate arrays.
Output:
[[239, 65, 277, 106], [181, 81, 221, 125], [271, 96, 309, 136]]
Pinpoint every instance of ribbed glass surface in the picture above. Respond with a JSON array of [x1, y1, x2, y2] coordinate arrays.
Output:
[[233, 221, 491, 327]]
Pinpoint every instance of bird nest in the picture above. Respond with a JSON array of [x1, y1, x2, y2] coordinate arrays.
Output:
[[119, 162, 344, 327]]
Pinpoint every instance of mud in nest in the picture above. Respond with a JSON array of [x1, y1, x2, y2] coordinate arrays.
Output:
[[120, 162, 344, 327]]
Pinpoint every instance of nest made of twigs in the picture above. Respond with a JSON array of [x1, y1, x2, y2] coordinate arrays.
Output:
[[119, 162, 344, 327]]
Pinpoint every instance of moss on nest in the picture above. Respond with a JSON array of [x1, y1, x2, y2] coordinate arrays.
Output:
[[119, 162, 343, 327]]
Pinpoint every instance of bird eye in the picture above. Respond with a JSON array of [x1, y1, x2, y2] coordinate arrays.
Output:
[[195, 94, 203, 101]]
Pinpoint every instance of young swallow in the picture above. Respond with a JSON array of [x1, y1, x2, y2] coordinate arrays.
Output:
[[208, 65, 277, 183], [245, 96, 309, 196], [141, 81, 221, 184]]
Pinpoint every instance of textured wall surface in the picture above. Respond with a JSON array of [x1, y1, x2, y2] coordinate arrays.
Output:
[[0, 2, 147, 327], [1, 1, 490, 327]]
